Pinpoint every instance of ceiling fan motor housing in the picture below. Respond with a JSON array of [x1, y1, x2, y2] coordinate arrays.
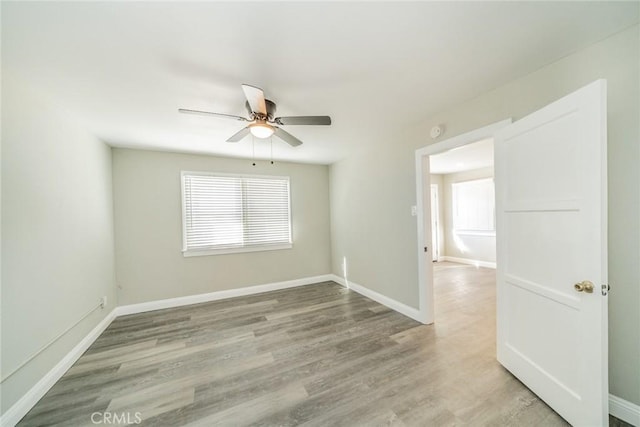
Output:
[[246, 99, 277, 121]]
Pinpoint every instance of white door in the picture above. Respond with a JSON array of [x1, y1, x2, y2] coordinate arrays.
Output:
[[430, 185, 439, 261], [494, 80, 608, 426]]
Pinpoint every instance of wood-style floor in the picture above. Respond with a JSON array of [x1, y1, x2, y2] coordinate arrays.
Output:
[[20, 263, 577, 426]]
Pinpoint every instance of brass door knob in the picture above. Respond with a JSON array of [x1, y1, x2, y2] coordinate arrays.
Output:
[[574, 280, 594, 293]]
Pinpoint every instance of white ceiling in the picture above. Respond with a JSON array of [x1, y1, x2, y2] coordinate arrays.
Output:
[[430, 138, 494, 175], [3, 2, 638, 165]]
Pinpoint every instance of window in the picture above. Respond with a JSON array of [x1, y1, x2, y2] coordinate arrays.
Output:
[[182, 171, 292, 256], [452, 177, 495, 235]]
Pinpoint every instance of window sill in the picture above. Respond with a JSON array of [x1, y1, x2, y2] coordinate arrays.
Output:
[[183, 243, 293, 257], [454, 230, 496, 237]]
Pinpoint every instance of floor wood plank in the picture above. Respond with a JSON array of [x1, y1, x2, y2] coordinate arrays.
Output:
[[18, 265, 627, 426]]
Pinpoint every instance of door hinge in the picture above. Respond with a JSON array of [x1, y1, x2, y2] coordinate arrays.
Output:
[[601, 284, 610, 296]]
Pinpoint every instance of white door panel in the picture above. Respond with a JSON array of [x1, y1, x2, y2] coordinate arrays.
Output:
[[495, 80, 608, 426], [506, 211, 583, 295], [504, 111, 581, 205]]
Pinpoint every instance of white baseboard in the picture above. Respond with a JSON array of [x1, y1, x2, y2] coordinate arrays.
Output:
[[610, 394, 640, 426], [116, 274, 335, 316], [0, 308, 117, 427], [329, 274, 423, 323], [441, 256, 496, 269]]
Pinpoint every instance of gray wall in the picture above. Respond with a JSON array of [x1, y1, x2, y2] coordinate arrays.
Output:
[[442, 167, 495, 263], [330, 26, 639, 405], [112, 149, 332, 305], [1, 75, 117, 412]]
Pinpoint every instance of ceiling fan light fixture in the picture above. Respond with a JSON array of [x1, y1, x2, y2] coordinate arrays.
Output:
[[249, 121, 275, 139]]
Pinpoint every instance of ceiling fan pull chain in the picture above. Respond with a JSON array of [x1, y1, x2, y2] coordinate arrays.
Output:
[[270, 137, 274, 165], [252, 135, 256, 166]]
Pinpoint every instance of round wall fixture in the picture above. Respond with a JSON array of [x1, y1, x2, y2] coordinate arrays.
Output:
[[430, 125, 443, 139]]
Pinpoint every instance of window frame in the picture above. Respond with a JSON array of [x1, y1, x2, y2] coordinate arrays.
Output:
[[181, 170, 293, 257]]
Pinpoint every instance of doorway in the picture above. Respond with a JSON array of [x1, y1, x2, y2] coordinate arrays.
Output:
[[414, 120, 511, 325], [428, 140, 497, 334]]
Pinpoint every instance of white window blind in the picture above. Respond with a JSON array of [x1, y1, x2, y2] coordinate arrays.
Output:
[[452, 177, 495, 234], [182, 172, 292, 256]]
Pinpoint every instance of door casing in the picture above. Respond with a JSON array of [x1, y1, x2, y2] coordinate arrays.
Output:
[[430, 184, 440, 262]]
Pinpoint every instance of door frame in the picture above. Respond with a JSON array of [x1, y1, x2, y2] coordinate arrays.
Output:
[[429, 184, 440, 262], [414, 119, 511, 324]]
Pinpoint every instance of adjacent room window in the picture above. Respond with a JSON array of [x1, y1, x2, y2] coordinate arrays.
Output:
[[452, 177, 495, 235], [182, 171, 292, 256]]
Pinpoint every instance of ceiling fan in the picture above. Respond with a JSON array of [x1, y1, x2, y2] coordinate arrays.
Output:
[[179, 84, 331, 147]]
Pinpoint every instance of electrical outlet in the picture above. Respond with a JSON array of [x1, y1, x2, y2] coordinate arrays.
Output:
[[100, 296, 107, 308]]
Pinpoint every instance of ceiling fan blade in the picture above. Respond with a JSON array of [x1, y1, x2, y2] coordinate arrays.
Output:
[[241, 84, 267, 115], [275, 116, 332, 126], [274, 127, 303, 147], [179, 108, 248, 121], [226, 127, 251, 143]]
